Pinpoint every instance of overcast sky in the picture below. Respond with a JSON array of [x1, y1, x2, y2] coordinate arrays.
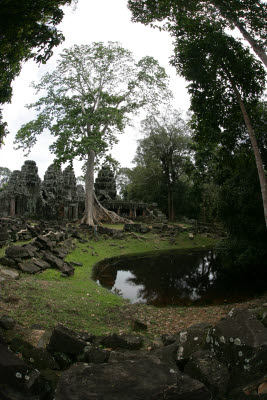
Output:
[[0, 0, 190, 179]]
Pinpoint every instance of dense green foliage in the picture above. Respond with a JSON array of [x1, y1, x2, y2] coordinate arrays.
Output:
[[117, 111, 200, 219], [128, 0, 267, 267], [0, 166, 12, 190], [0, 0, 75, 145]]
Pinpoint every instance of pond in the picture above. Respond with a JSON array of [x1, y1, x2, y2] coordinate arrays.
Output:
[[92, 249, 266, 306]]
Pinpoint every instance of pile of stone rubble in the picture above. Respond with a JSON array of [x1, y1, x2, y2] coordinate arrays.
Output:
[[0, 306, 266, 400]]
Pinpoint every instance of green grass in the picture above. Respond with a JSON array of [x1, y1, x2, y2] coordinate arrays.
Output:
[[0, 228, 217, 336]]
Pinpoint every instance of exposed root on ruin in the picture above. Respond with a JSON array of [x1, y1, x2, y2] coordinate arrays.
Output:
[[81, 194, 133, 226], [125, 232, 148, 241]]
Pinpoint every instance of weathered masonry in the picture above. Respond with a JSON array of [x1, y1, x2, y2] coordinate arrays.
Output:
[[0, 161, 166, 221], [0, 161, 85, 219]]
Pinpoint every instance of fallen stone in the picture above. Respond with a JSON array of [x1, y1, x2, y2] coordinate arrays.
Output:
[[161, 333, 179, 346], [0, 266, 19, 279], [5, 245, 31, 260], [98, 333, 143, 350], [0, 315, 16, 330], [176, 323, 212, 367], [18, 260, 41, 274], [69, 261, 83, 267], [32, 259, 51, 270], [47, 324, 87, 356], [42, 251, 64, 270], [60, 263, 75, 276], [184, 350, 230, 397], [55, 357, 211, 400], [82, 344, 110, 364], [206, 309, 267, 387], [132, 318, 148, 331], [35, 235, 54, 251], [10, 336, 59, 371], [152, 342, 179, 369], [0, 256, 17, 267], [0, 343, 41, 395]]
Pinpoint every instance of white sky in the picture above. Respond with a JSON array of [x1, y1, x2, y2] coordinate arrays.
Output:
[[0, 0, 190, 179]]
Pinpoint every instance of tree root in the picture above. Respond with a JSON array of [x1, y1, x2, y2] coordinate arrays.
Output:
[[125, 232, 147, 241], [82, 194, 133, 226]]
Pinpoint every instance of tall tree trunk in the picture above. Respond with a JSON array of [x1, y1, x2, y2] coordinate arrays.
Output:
[[81, 149, 95, 226], [212, 0, 267, 68], [231, 82, 267, 229], [234, 21, 267, 68], [167, 182, 172, 221], [81, 149, 133, 226], [171, 184, 175, 221]]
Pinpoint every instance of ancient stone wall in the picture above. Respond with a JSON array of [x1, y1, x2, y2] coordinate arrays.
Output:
[[0, 161, 83, 220]]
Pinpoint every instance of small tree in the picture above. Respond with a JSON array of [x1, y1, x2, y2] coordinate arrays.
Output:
[[0, 167, 12, 190], [135, 109, 191, 221], [15, 42, 171, 225]]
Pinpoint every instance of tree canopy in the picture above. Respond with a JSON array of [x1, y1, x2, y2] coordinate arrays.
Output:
[[127, 109, 191, 220], [128, 0, 267, 67], [128, 0, 267, 229], [0, 0, 76, 146], [15, 42, 171, 225]]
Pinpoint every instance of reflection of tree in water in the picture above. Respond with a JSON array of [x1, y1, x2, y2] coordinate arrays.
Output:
[[123, 251, 217, 306], [92, 262, 118, 290], [93, 250, 263, 306]]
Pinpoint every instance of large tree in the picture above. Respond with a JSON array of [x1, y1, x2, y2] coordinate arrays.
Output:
[[15, 42, 171, 225], [128, 0, 267, 229], [128, 0, 267, 67], [0, 0, 76, 146], [134, 109, 191, 220]]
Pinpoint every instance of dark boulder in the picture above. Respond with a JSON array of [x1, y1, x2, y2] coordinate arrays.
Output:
[[32, 259, 51, 270], [5, 245, 31, 260], [10, 337, 59, 371], [0, 343, 42, 397], [0, 315, 16, 330], [18, 260, 41, 274], [82, 344, 110, 364], [98, 333, 143, 350], [55, 357, 211, 400], [0, 256, 16, 267], [35, 235, 54, 251], [42, 251, 64, 270], [176, 323, 212, 367], [47, 324, 87, 357], [184, 350, 230, 398], [205, 309, 267, 387]]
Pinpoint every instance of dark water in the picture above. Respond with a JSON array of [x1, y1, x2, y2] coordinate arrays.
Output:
[[92, 249, 266, 306]]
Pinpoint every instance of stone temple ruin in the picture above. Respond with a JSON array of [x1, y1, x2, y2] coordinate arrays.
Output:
[[0, 160, 166, 221], [0, 161, 85, 220]]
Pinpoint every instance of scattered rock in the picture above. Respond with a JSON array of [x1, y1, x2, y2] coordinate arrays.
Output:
[[47, 324, 87, 356], [18, 260, 41, 274], [0, 315, 16, 330], [132, 318, 148, 331], [82, 344, 110, 364], [176, 322, 212, 367], [98, 333, 143, 350], [5, 245, 30, 259], [206, 309, 267, 387], [55, 357, 211, 400], [184, 350, 230, 397], [0, 265, 19, 279]]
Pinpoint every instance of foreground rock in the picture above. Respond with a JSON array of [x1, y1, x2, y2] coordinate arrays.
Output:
[[55, 357, 211, 400], [0, 342, 47, 400], [206, 309, 267, 387]]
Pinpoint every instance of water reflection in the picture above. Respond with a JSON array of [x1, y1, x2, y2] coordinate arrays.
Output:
[[92, 249, 265, 306]]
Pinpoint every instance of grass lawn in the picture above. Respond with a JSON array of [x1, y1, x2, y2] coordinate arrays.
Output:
[[0, 227, 220, 338]]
